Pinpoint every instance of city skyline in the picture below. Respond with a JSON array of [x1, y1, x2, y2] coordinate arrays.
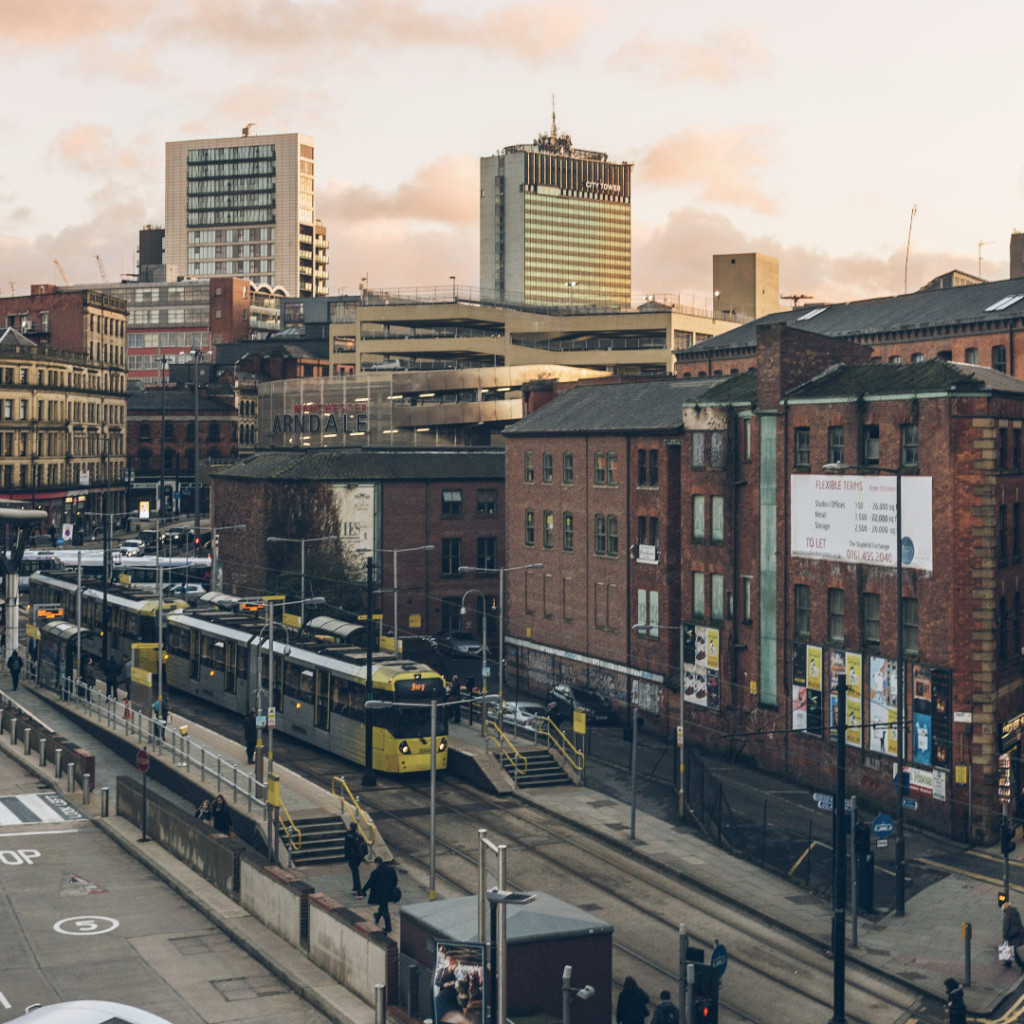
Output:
[[3, 0, 1024, 306]]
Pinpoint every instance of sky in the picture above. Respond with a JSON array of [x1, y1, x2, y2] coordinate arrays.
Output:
[[3, 0, 1024, 307]]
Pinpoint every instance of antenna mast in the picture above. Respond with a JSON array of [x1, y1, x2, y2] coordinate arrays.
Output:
[[903, 204, 917, 294]]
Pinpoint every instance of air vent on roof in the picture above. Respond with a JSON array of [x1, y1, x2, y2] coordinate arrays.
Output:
[[796, 307, 826, 321], [985, 294, 1024, 312]]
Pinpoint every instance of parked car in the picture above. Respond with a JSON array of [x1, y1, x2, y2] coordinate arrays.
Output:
[[119, 539, 146, 558], [434, 629, 484, 657], [164, 582, 206, 604], [546, 683, 615, 726], [489, 699, 548, 735]]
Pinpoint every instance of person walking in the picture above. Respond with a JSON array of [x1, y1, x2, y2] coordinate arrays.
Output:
[[615, 976, 650, 1024], [450, 675, 462, 723], [344, 821, 369, 897], [81, 656, 96, 702], [360, 856, 399, 933], [1003, 901, 1024, 970], [210, 793, 233, 835], [649, 990, 678, 1024], [104, 657, 118, 700], [7, 648, 23, 692], [194, 799, 213, 825], [243, 708, 258, 765], [152, 693, 167, 740], [943, 977, 966, 1024], [119, 654, 132, 700]]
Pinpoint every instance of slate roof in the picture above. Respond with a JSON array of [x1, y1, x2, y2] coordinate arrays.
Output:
[[212, 447, 505, 482], [785, 358, 1024, 401], [503, 376, 721, 436], [0, 327, 37, 349], [127, 389, 234, 414], [685, 275, 1024, 355]]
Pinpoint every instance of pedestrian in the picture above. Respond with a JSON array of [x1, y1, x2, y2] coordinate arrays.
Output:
[[943, 977, 966, 1024], [194, 799, 213, 825], [210, 793, 233, 835], [104, 656, 118, 700], [615, 976, 650, 1024], [81, 656, 96, 702], [344, 821, 369, 897], [7, 647, 23, 692], [152, 693, 167, 740], [48, 523, 56, 547], [1003, 901, 1024, 970], [649, 990, 678, 1024], [450, 675, 461, 723], [243, 708, 258, 765], [120, 654, 132, 700], [360, 855, 399, 934]]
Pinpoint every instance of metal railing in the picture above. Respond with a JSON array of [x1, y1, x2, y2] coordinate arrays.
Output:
[[61, 682, 266, 812], [483, 719, 529, 781], [277, 800, 301, 851], [535, 717, 585, 775], [332, 775, 378, 847]]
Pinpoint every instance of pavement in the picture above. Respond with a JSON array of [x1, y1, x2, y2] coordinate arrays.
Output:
[[3, 677, 1022, 1020]]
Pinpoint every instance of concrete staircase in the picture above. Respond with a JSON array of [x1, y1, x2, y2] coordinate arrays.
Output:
[[280, 815, 349, 866], [498, 748, 570, 788]]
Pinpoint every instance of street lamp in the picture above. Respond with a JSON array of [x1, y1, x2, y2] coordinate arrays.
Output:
[[458, 563, 543, 710], [460, 588, 489, 736], [485, 888, 536, 1024], [450, 275, 456, 302], [566, 280, 576, 309], [633, 621, 687, 824], [823, 460, 905, 917], [190, 348, 201, 532], [267, 534, 338, 625], [359, 544, 434, 654], [159, 353, 168, 518], [211, 523, 246, 592]]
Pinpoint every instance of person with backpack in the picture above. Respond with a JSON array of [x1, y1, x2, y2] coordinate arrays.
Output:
[[360, 855, 399, 933], [344, 821, 369, 897], [650, 990, 678, 1024], [615, 976, 649, 1024], [7, 648, 23, 692]]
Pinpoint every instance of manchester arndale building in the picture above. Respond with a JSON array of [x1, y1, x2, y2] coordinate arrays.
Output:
[[480, 120, 632, 309], [165, 130, 328, 298]]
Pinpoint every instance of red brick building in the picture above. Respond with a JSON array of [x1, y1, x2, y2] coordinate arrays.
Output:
[[675, 274, 1024, 380], [505, 324, 1024, 842], [209, 448, 505, 640]]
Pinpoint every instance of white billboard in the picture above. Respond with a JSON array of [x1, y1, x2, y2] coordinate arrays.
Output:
[[791, 474, 933, 572]]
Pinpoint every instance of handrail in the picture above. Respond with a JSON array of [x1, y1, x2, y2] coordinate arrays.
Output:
[[483, 719, 529, 779], [536, 717, 585, 774], [277, 799, 302, 851], [332, 775, 377, 846]]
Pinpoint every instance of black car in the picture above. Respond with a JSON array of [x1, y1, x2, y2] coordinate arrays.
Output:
[[546, 683, 615, 726], [161, 527, 187, 548]]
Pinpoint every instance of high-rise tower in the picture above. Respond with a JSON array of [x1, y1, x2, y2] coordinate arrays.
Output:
[[165, 129, 328, 297], [480, 116, 631, 309]]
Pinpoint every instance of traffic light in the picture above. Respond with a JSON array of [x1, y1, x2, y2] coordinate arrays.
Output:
[[690, 963, 719, 1024], [1002, 816, 1017, 857]]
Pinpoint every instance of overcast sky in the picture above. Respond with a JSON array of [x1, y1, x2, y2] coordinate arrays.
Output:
[[3, 0, 1024, 306]]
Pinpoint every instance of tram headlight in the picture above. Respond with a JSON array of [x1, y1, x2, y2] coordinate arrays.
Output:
[[399, 740, 411, 754], [438, 738, 447, 752]]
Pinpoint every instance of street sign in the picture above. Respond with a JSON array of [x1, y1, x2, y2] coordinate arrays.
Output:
[[902, 797, 918, 810], [710, 942, 728, 978], [953, 711, 973, 724], [268, 707, 276, 730], [816, 796, 834, 811], [872, 813, 895, 838], [135, 749, 150, 773], [876, 838, 889, 848]]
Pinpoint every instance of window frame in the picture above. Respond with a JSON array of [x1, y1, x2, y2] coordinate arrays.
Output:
[[794, 427, 811, 470], [795, 584, 810, 639], [828, 588, 844, 644]]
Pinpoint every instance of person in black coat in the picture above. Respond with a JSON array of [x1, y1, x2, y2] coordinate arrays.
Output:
[[243, 709, 258, 765], [344, 821, 368, 897], [615, 976, 649, 1024], [943, 977, 966, 1024], [360, 856, 399, 933]]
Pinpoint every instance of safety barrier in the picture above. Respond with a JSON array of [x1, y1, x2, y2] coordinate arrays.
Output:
[[332, 775, 377, 847], [482, 719, 529, 782]]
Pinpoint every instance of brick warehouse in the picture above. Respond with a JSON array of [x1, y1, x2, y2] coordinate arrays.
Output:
[[504, 322, 1024, 843], [210, 448, 505, 642]]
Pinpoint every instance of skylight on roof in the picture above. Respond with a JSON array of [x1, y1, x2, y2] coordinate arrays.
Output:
[[796, 307, 826, 321], [985, 294, 1024, 312]]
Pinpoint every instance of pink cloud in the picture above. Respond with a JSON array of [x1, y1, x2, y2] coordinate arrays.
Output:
[[610, 26, 772, 84], [637, 127, 778, 213], [49, 125, 147, 177], [319, 155, 478, 227]]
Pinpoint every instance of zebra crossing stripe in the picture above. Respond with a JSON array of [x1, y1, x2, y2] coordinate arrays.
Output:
[[0, 793, 84, 825]]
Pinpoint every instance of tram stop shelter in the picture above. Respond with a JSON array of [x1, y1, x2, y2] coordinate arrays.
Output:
[[399, 892, 613, 1024]]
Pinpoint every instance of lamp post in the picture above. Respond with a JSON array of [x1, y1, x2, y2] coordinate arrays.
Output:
[[363, 555, 377, 785], [485, 888, 536, 1024], [459, 563, 544, 710], [190, 348, 201, 532], [211, 523, 246, 593], [267, 534, 338, 625], [359, 544, 435, 654], [633, 621, 687, 822], [566, 280, 576, 309], [823, 460, 905, 917], [460, 587, 489, 734], [159, 353, 168, 518], [450, 275, 456, 302]]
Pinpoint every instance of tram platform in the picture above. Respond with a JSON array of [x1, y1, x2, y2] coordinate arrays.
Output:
[[6, 676, 1024, 1017]]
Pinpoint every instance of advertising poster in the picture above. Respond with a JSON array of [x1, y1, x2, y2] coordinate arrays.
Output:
[[434, 942, 486, 1024], [868, 656, 899, 756], [683, 625, 721, 710], [791, 642, 807, 732], [844, 652, 863, 748], [792, 642, 824, 735], [930, 668, 952, 770], [807, 644, 823, 735], [790, 474, 933, 572], [912, 710, 932, 766]]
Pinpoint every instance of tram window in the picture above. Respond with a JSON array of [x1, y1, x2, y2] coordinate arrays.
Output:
[[297, 668, 314, 703], [314, 671, 329, 729]]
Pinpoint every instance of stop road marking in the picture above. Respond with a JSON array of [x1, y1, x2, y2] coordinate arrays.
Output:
[[0, 849, 40, 865]]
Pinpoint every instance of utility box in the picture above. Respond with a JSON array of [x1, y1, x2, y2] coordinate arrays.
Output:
[[400, 892, 613, 1024]]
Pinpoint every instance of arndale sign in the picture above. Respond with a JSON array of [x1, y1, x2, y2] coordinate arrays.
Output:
[[272, 401, 369, 440]]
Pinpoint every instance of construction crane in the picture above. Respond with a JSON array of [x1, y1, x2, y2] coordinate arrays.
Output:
[[53, 259, 70, 286], [94, 254, 108, 283], [782, 294, 813, 309]]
